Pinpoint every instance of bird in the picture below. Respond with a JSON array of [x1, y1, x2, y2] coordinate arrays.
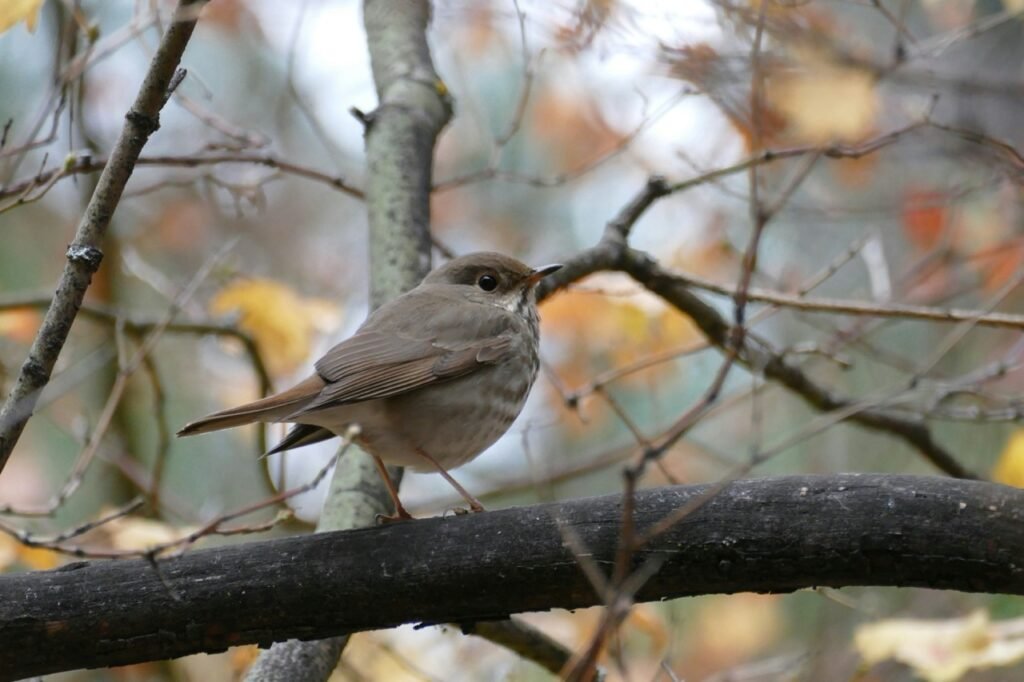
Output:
[[178, 252, 562, 520]]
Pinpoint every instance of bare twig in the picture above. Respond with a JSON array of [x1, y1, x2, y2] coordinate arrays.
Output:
[[0, 0, 209, 473], [0, 152, 364, 202]]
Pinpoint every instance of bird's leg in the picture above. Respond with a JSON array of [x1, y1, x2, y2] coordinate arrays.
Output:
[[371, 454, 414, 522], [414, 448, 486, 513]]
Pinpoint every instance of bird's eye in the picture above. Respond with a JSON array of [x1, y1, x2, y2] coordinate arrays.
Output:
[[477, 274, 498, 291]]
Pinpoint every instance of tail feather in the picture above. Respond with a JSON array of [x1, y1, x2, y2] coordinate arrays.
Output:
[[262, 424, 336, 457], [177, 374, 326, 437]]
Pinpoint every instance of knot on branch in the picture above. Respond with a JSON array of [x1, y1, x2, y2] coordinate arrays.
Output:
[[65, 244, 103, 270], [20, 356, 49, 383], [125, 110, 160, 137]]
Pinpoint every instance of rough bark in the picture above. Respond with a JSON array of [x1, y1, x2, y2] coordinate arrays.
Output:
[[4, 474, 1022, 680]]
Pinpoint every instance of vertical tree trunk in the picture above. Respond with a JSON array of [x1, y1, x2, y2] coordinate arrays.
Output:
[[244, 2, 451, 679]]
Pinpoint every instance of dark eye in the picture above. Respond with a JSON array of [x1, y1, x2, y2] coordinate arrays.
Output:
[[477, 274, 498, 291]]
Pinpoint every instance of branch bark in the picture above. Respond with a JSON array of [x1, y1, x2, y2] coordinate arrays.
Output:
[[0, 0, 207, 472], [3, 474, 1021, 680]]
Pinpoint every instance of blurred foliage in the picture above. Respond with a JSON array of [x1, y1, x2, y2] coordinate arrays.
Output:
[[1, 0, 1024, 680]]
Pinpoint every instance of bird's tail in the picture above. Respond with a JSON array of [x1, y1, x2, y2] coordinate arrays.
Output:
[[177, 375, 325, 436]]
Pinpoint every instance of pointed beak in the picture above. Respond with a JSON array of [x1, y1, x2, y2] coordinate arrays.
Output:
[[527, 263, 563, 286]]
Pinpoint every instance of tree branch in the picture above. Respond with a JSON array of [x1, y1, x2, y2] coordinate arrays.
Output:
[[539, 178, 977, 479], [0, 0, 207, 473], [2, 474, 1019, 680]]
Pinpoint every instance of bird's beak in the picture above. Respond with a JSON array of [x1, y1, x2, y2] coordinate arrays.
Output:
[[527, 263, 563, 286]]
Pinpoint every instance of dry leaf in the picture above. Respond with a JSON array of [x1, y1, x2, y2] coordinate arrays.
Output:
[[0, 535, 19, 571], [0, 534, 62, 571], [16, 545, 61, 570], [0, 0, 44, 34], [0, 309, 41, 343], [210, 278, 341, 376], [768, 54, 878, 144], [855, 610, 1024, 682], [103, 515, 196, 552], [902, 188, 948, 250], [993, 430, 1024, 488], [543, 280, 698, 391], [691, 594, 783, 666]]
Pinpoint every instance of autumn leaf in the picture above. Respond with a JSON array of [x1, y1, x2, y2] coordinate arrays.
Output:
[[16, 545, 61, 570], [993, 430, 1024, 488], [902, 188, 948, 250], [0, 536, 18, 571], [529, 86, 627, 172], [0, 534, 63, 571], [768, 51, 878, 144], [974, 239, 1024, 293], [210, 278, 341, 376], [691, 595, 783, 666], [855, 611, 1024, 682], [0, 0, 44, 34], [0, 309, 41, 343], [542, 279, 699, 391]]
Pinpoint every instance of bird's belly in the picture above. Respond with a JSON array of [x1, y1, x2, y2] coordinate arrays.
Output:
[[352, 364, 529, 471], [294, 364, 534, 472]]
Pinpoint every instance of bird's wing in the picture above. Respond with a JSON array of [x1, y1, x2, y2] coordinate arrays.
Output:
[[292, 330, 514, 415], [292, 292, 518, 415]]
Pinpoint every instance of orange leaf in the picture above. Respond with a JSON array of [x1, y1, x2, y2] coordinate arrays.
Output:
[[16, 545, 61, 570], [902, 188, 948, 250], [976, 240, 1024, 293], [0, 309, 41, 343], [993, 430, 1024, 488]]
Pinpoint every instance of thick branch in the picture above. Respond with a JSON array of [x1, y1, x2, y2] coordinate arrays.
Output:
[[0, 0, 206, 472], [2, 474, 1020, 679]]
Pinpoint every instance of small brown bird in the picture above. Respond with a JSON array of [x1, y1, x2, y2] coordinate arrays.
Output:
[[178, 252, 561, 520]]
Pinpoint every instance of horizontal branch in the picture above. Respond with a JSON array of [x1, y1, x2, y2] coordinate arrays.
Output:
[[0, 152, 364, 202], [678, 271, 1024, 330], [2, 474, 1021, 679]]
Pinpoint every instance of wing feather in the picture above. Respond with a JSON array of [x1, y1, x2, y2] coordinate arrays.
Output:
[[290, 291, 518, 416]]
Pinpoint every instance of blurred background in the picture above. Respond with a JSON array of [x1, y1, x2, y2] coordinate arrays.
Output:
[[2, 0, 1024, 679]]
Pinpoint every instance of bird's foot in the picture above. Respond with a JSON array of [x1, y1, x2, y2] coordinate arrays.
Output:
[[376, 509, 415, 524]]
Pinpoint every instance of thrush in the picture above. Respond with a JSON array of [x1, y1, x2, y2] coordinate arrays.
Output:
[[178, 252, 561, 520]]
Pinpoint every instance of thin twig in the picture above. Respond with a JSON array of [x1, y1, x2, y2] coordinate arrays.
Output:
[[0, 0, 210, 474]]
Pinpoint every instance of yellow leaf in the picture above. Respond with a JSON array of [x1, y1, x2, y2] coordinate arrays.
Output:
[[0, 0, 44, 34], [624, 604, 669, 653], [105, 516, 195, 551], [855, 611, 1024, 682], [0, 310, 41, 343], [0, 534, 61, 570], [210, 278, 340, 376], [230, 645, 259, 672], [0, 535, 18, 571], [16, 545, 61, 570], [769, 54, 878, 144], [993, 430, 1024, 487], [691, 595, 782, 665]]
